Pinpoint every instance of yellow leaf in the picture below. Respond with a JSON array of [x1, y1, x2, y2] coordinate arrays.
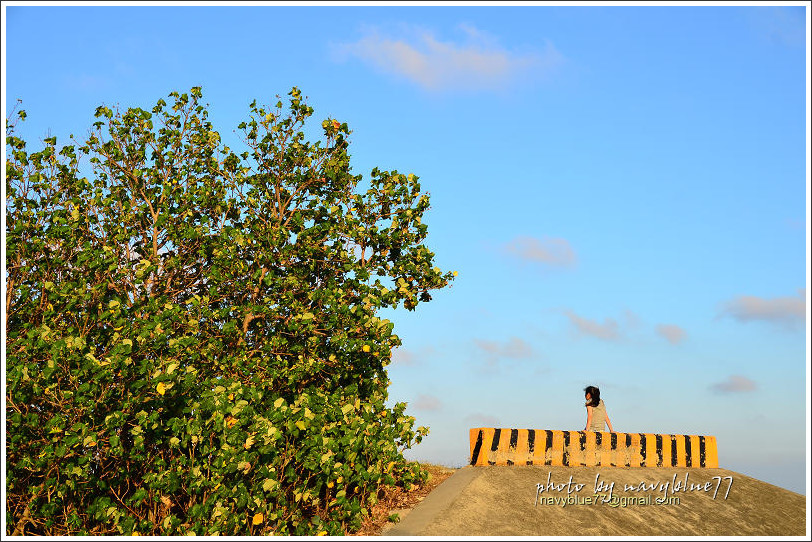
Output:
[[252, 513, 264, 525], [295, 420, 306, 430], [362, 345, 371, 353], [156, 382, 166, 395]]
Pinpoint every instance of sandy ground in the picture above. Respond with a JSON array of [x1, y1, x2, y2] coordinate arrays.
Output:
[[387, 465, 806, 536]]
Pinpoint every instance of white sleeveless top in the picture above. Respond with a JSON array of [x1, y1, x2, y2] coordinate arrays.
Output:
[[588, 399, 608, 431]]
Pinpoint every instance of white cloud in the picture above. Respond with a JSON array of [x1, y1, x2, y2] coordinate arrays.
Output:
[[391, 347, 417, 366], [710, 375, 757, 394], [564, 310, 620, 342], [474, 336, 534, 359], [623, 309, 642, 330], [333, 24, 563, 91], [720, 289, 806, 329], [757, 7, 805, 48], [391, 346, 437, 367], [502, 236, 577, 268], [656, 324, 687, 345], [412, 394, 442, 412], [472, 336, 537, 374]]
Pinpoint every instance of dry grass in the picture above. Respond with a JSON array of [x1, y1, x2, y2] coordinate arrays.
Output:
[[349, 463, 458, 536]]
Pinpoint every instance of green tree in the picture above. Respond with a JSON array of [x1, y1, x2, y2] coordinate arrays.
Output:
[[5, 87, 454, 535]]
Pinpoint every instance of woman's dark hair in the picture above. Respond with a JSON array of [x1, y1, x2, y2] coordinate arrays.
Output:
[[584, 385, 600, 407]]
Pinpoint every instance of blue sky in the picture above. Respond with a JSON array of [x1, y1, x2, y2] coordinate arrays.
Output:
[[3, 4, 809, 495]]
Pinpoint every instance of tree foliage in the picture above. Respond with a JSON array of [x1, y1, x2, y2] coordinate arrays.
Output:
[[5, 87, 454, 535]]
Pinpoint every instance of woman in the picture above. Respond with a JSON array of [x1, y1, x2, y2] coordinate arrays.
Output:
[[584, 385, 614, 432]]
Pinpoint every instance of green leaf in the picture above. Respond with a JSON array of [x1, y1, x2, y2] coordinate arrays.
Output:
[[6, 86, 451, 537]]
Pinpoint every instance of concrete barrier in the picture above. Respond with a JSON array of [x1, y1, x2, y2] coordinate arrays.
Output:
[[469, 428, 718, 468]]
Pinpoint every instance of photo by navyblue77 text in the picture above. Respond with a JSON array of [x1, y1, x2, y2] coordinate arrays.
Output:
[[533, 472, 734, 507]]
